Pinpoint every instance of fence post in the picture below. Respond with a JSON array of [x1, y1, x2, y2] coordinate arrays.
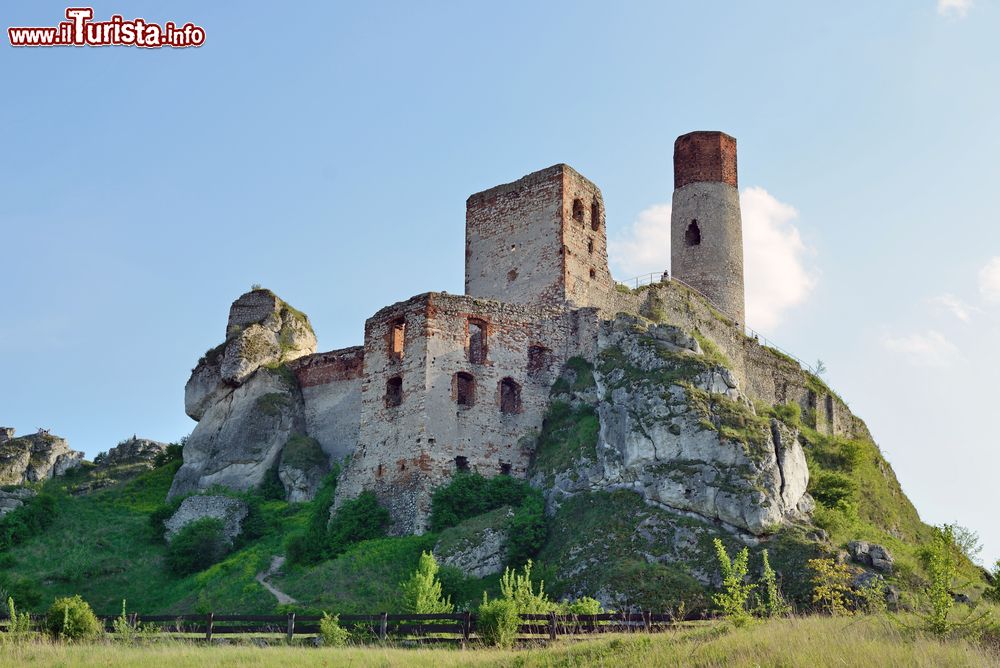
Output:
[[548, 610, 557, 641], [643, 611, 651, 633], [462, 611, 471, 646], [379, 612, 388, 642], [205, 612, 214, 642], [286, 612, 295, 643]]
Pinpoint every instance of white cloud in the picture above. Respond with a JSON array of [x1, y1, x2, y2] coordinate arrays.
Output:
[[880, 330, 960, 367], [741, 187, 818, 330], [928, 293, 979, 322], [978, 257, 1000, 303], [607, 203, 672, 279], [937, 0, 973, 17], [608, 187, 817, 331]]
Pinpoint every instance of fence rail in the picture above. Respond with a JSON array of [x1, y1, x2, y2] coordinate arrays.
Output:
[[616, 270, 817, 375], [0, 610, 699, 643]]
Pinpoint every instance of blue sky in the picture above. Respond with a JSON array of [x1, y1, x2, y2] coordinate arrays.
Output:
[[2, 1, 998, 563]]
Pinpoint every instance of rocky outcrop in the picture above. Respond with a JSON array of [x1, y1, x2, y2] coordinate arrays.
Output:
[[535, 316, 811, 537], [0, 487, 36, 518], [277, 436, 328, 503], [163, 495, 249, 543], [169, 368, 306, 499], [848, 540, 895, 574], [95, 437, 169, 470], [171, 289, 318, 500], [433, 506, 515, 578], [0, 429, 85, 486]]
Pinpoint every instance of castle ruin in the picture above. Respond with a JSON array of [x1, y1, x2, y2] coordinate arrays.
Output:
[[173, 131, 855, 534]]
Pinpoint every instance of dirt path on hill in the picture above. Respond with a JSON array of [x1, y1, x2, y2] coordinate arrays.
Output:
[[255, 555, 297, 605]]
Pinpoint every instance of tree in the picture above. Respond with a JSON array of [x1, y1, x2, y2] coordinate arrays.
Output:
[[757, 550, 791, 617], [400, 551, 453, 614], [712, 539, 755, 626], [815, 359, 827, 376], [985, 560, 1000, 604]]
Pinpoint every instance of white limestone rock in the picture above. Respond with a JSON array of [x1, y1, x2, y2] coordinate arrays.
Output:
[[96, 437, 169, 470], [163, 495, 249, 543], [0, 430, 84, 486], [0, 487, 35, 518], [433, 506, 515, 578], [538, 316, 811, 537], [168, 368, 306, 499]]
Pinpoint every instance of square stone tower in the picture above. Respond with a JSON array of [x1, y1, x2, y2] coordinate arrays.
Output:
[[465, 164, 612, 309]]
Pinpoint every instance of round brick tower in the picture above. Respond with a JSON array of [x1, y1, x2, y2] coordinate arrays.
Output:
[[670, 131, 746, 326]]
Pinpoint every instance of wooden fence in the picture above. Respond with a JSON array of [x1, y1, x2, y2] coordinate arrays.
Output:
[[0, 611, 691, 644]]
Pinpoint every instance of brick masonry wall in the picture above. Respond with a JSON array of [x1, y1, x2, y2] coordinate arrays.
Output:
[[334, 292, 591, 534], [673, 131, 738, 189], [561, 166, 616, 310]]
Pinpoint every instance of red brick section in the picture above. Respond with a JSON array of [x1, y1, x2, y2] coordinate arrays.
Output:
[[291, 347, 365, 388], [673, 131, 738, 189]]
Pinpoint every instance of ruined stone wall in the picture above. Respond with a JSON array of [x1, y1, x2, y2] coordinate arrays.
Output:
[[466, 166, 566, 306], [604, 281, 870, 441], [336, 292, 590, 534], [561, 167, 616, 310], [290, 347, 365, 463], [226, 289, 279, 334]]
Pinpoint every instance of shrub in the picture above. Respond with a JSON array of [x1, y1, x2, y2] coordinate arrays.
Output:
[[165, 518, 230, 575], [429, 472, 535, 533], [257, 464, 285, 501], [507, 493, 546, 568], [757, 549, 790, 618], [45, 595, 101, 640], [148, 498, 182, 543], [285, 467, 339, 565], [477, 597, 520, 648], [808, 558, 854, 616], [559, 597, 603, 615], [153, 442, 184, 468], [0, 573, 41, 609], [400, 551, 453, 614], [809, 471, 857, 508], [498, 560, 554, 614], [771, 402, 802, 427], [712, 539, 755, 626], [985, 560, 1000, 605], [319, 613, 350, 646], [6, 596, 33, 636], [0, 492, 59, 551], [326, 491, 390, 558]]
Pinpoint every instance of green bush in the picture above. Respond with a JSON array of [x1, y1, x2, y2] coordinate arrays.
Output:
[[477, 597, 520, 648], [507, 493, 546, 568], [712, 539, 755, 627], [257, 464, 285, 501], [326, 492, 390, 558], [809, 471, 857, 508], [985, 561, 1000, 604], [559, 597, 603, 615], [153, 442, 184, 468], [45, 595, 101, 640], [429, 472, 535, 533], [400, 551, 453, 614], [148, 499, 182, 543], [285, 468, 339, 565], [0, 492, 59, 551], [6, 596, 33, 636], [319, 613, 350, 646], [165, 518, 230, 575], [0, 573, 41, 609]]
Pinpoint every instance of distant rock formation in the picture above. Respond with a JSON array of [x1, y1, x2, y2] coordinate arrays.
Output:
[[0, 428, 84, 486], [0, 487, 36, 518], [169, 289, 317, 500], [95, 437, 169, 470]]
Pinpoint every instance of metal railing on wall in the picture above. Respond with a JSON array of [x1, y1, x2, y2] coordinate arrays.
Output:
[[615, 270, 817, 376]]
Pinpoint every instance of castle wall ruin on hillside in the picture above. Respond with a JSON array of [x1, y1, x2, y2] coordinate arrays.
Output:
[[183, 131, 857, 534]]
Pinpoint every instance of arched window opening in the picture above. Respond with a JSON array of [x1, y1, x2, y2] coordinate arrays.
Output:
[[454, 372, 475, 407], [376, 463, 384, 477], [499, 377, 522, 414], [587, 238, 594, 255], [385, 376, 403, 408], [390, 318, 406, 359], [455, 456, 469, 472], [685, 220, 701, 247], [589, 267, 596, 279], [468, 319, 487, 364], [572, 198, 585, 223], [499, 462, 512, 475], [591, 200, 600, 231]]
